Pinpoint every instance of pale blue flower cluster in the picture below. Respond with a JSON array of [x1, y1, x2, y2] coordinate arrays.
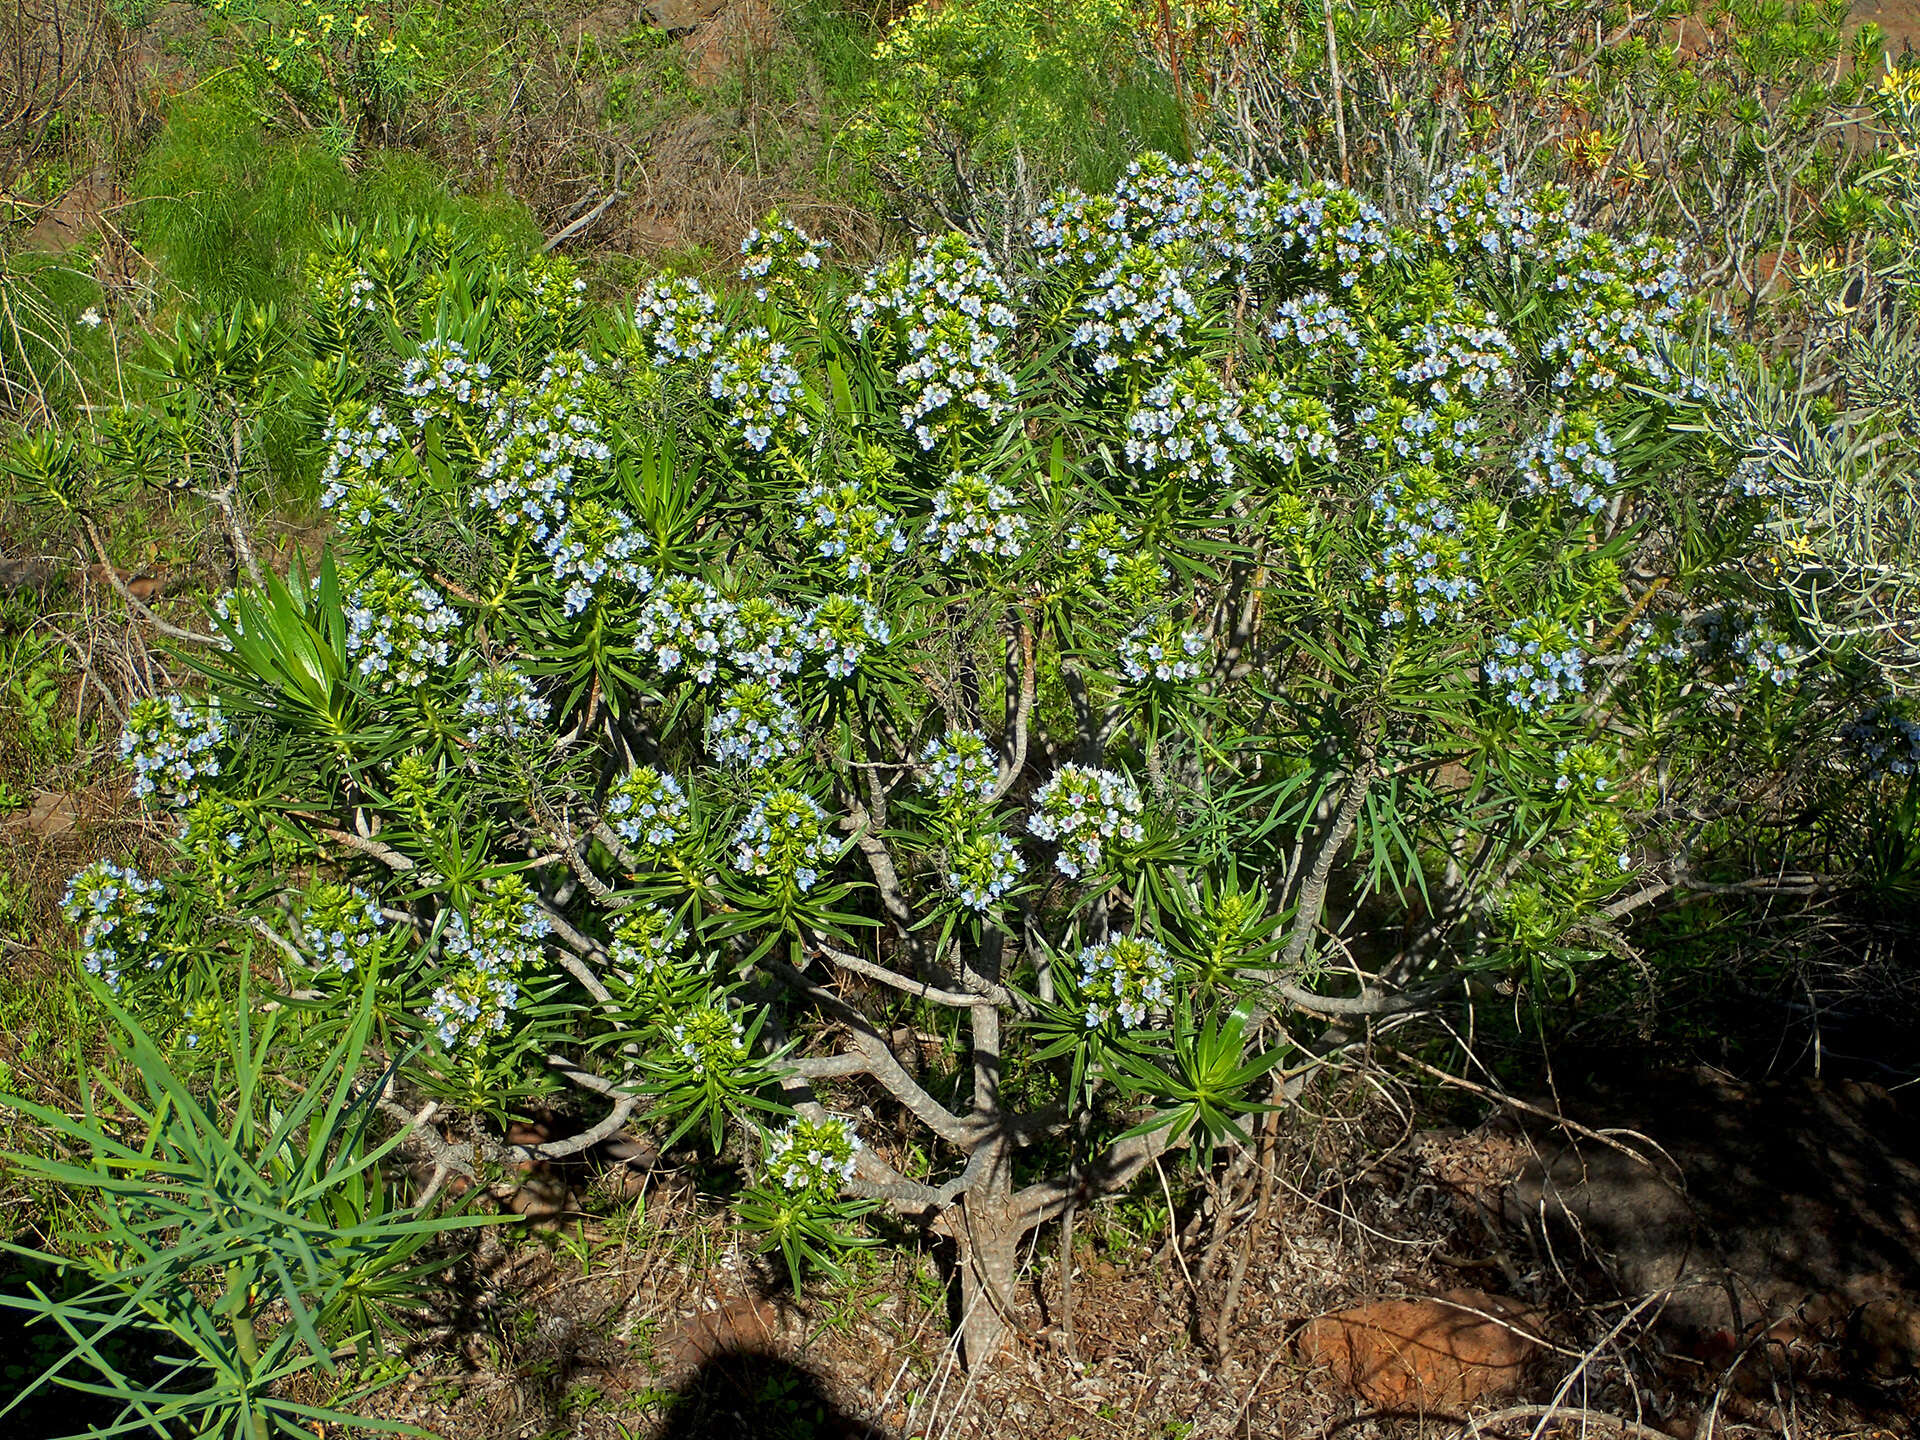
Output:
[[1399, 308, 1517, 405], [1556, 229, 1692, 321], [635, 577, 732, 683], [1624, 615, 1695, 671], [948, 832, 1022, 912], [707, 679, 804, 768], [806, 595, 892, 680], [636, 279, 811, 451], [472, 353, 613, 539], [635, 583, 860, 698], [765, 1115, 862, 1192], [1267, 181, 1397, 285], [62, 859, 162, 987], [793, 479, 908, 580], [1364, 473, 1480, 626], [738, 214, 829, 300], [427, 886, 551, 1049], [318, 404, 404, 531], [1544, 307, 1677, 396], [709, 326, 808, 452], [1357, 397, 1483, 468], [1516, 411, 1617, 513], [424, 965, 518, 1050], [1077, 936, 1174, 1030], [1726, 453, 1783, 499], [1033, 153, 1263, 281], [1840, 706, 1920, 778], [1074, 242, 1201, 376], [731, 787, 835, 892], [920, 729, 999, 804], [923, 472, 1027, 562], [1733, 620, 1805, 688], [725, 597, 808, 679], [1420, 159, 1573, 260], [344, 568, 462, 693], [400, 338, 494, 424], [1242, 379, 1340, 468], [1063, 515, 1142, 584], [1038, 155, 1387, 317], [544, 499, 653, 616], [1125, 361, 1250, 490], [1032, 159, 1263, 368], [849, 233, 1019, 447], [298, 883, 386, 975], [445, 885, 552, 965], [1270, 291, 1366, 376], [1487, 618, 1588, 712], [610, 903, 676, 976], [120, 692, 226, 806], [460, 666, 548, 743], [1111, 152, 1272, 269], [605, 766, 689, 850], [633, 275, 721, 362], [1029, 186, 1122, 271], [1029, 765, 1145, 879], [1120, 616, 1209, 684]]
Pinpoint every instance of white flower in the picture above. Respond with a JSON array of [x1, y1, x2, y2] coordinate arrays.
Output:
[[1029, 765, 1145, 879], [922, 473, 1027, 563], [1077, 936, 1174, 1029], [765, 1115, 862, 1192], [1120, 617, 1209, 684]]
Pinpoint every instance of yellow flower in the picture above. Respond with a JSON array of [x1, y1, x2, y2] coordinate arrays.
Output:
[[352, 12, 371, 36], [378, 34, 397, 54]]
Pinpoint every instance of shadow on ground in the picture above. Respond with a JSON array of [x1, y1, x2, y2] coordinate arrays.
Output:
[[655, 1349, 889, 1440]]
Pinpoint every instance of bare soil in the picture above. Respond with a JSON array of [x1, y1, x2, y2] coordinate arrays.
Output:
[[337, 1063, 1920, 1440]]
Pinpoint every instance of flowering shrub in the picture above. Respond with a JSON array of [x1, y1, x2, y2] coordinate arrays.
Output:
[[200, 0, 423, 145], [68, 155, 1899, 1366]]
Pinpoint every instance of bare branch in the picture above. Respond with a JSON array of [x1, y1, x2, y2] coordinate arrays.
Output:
[[316, 826, 416, 871], [81, 521, 225, 647], [810, 933, 1006, 1009], [765, 958, 978, 1148], [987, 619, 1035, 803]]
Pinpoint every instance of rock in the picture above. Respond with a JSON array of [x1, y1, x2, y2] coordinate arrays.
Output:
[[1854, 1295, 1920, 1375], [3, 791, 78, 837], [1297, 1289, 1542, 1413], [643, 0, 726, 32], [667, 1295, 782, 1367]]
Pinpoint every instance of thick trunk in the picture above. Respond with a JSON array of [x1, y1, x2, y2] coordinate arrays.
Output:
[[955, 1169, 1022, 1368]]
